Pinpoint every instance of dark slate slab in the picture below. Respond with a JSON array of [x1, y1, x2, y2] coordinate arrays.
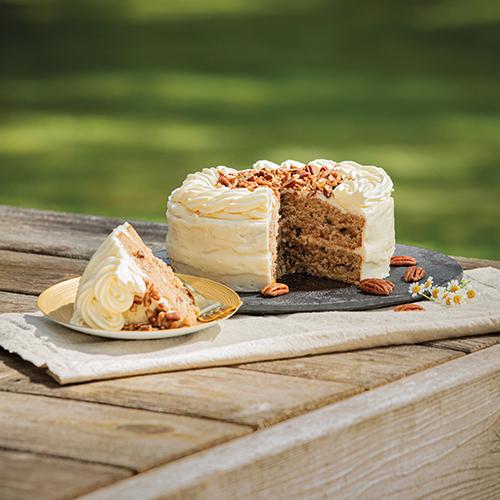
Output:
[[155, 244, 463, 315]]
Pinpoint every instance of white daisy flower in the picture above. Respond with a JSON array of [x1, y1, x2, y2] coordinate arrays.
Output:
[[423, 276, 434, 291], [452, 290, 467, 306], [409, 282, 423, 297], [447, 280, 461, 293], [443, 293, 454, 306], [464, 287, 478, 301], [430, 286, 445, 302]]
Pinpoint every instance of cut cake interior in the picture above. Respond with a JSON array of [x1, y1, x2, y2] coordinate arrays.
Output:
[[217, 166, 366, 285], [116, 224, 199, 329], [277, 191, 365, 284]]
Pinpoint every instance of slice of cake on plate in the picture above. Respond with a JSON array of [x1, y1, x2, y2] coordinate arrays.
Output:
[[166, 159, 395, 291], [71, 222, 198, 331]]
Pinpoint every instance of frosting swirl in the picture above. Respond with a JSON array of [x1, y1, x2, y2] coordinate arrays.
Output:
[[169, 167, 275, 220], [309, 159, 394, 211]]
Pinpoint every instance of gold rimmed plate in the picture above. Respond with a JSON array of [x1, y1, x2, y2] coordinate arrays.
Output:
[[37, 274, 242, 340]]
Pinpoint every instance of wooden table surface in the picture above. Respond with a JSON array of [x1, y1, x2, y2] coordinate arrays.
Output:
[[0, 204, 499, 499]]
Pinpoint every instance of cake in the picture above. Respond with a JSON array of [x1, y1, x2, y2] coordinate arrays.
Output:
[[166, 159, 395, 292], [71, 222, 198, 331]]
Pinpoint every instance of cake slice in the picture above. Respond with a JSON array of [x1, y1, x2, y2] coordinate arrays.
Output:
[[71, 222, 198, 331]]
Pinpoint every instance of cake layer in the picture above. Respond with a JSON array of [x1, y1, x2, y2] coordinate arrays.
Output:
[[278, 238, 363, 284], [280, 191, 365, 250]]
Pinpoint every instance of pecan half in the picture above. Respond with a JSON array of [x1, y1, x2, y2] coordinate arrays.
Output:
[[403, 266, 426, 283], [359, 278, 395, 296], [390, 255, 417, 267], [260, 282, 290, 297], [393, 303, 426, 312]]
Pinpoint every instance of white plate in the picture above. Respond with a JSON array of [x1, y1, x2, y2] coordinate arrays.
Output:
[[37, 274, 241, 340]]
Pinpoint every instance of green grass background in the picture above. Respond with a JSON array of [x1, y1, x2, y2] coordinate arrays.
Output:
[[1, 0, 499, 259]]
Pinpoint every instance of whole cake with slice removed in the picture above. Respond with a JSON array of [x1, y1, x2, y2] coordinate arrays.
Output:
[[71, 222, 198, 331], [167, 159, 395, 292]]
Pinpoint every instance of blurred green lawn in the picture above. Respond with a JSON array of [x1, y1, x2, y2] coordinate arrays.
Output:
[[1, 0, 499, 259]]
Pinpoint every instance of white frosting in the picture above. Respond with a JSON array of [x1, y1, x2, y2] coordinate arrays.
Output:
[[167, 159, 395, 290], [71, 223, 147, 330], [167, 211, 275, 291], [307, 159, 393, 213], [169, 167, 275, 221], [253, 159, 305, 170]]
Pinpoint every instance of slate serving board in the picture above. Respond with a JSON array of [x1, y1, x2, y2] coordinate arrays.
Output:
[[155, 244, 463, 315]]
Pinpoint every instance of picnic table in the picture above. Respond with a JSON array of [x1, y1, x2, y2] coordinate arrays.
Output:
[[0, 204, 499, 499]]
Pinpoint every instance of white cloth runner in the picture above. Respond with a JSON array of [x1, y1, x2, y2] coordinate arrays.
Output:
[[1, 267, 499, 385]]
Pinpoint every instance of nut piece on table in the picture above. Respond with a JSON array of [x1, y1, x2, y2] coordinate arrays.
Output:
[[403, 266, 426, 283], [393, 303, 426, 312], [359, 278, 395, 296], [260, 282, 290, 297], [390, 255, 417, 267]]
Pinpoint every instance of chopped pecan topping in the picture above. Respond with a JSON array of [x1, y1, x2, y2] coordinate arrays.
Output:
[[403, 266, 426, 283], [218, 175, 233, 187], [390, 255, 417, 267], [393, 303, 426, 312], [214, 162, 346, 199], [260, 282, 290, 297], [359, 278, 395, 296]]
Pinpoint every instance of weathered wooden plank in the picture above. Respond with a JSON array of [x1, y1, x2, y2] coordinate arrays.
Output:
[[0, 205, 166, 259], [0, 352, 357, 428], [0, 449, 131, 500], [452, 255, 500, 271], [237, 345, 464, 389], [0, 291, 37, 313], [425, 333, 500, 353], [1, 206, 498, 272], [0, 392, 249, 472], [83, 344, 500, 500], [0, 249, 86, 295], [0, 351, 19, 383]]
